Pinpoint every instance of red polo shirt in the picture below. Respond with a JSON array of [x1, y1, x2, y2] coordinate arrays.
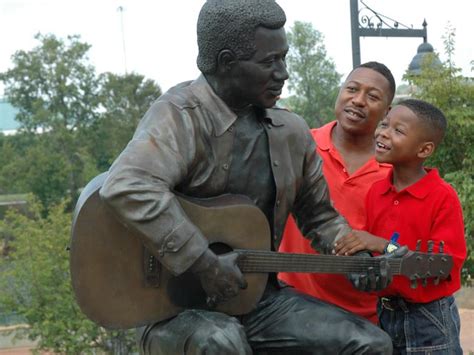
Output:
[[279, 121, 391, 323], [365, 168, 466, 302]]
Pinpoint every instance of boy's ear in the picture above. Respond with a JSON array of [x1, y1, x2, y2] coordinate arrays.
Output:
[[216, 49, 238, 75], [417, 141, 435, 159]]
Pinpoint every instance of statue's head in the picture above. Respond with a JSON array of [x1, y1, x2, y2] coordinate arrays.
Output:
[[196, 0, 286, 75]]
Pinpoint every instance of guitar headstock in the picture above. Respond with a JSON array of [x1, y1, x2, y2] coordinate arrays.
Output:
[[398, 250, 453, 289]]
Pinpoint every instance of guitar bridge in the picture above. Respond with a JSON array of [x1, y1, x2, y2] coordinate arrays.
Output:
[[143, 247, 161, 288]]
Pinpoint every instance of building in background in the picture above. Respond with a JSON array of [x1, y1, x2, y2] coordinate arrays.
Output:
[[0, 98, 19, 135]]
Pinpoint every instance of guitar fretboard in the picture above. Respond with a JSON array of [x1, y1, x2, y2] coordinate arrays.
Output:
[[236, 249, 402, 275]]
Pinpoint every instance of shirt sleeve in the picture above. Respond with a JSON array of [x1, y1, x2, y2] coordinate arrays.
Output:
[[292, 130, 351, 254], [429, 187, 467, 282], [99, 101, 209, 276]]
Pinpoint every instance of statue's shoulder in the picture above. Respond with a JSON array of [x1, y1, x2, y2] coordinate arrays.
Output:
[[157, 80, 199, 110]]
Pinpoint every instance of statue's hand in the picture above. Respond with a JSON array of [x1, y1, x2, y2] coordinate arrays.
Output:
[[348, 247, 408, 292], [191, 249, 247, 308]]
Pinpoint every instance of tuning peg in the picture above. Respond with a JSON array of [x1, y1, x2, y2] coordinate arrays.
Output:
[[416, 240, 422, 251], [434, 277, 440, 285], [422, 278, 428, 287], [439, 241, 445, 254], [427, 240, 434, 253], [411, 278, 418, 289]]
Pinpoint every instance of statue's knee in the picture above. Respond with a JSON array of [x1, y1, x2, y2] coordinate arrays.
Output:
[[186, 321, 251, 355], [353, 328, 392, 355], [370, 331, 393, 355]]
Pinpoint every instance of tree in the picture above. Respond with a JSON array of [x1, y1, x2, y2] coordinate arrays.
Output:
[[0, 35, 161, 208], [284, 21, 342, 128], [0, 33, 101, 206], [89, 72, 162, 171], [0, 198, 138, 354], [404, 25, 474, 280]]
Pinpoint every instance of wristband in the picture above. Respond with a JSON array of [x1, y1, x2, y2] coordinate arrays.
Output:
[[384, 232, 400, 254]]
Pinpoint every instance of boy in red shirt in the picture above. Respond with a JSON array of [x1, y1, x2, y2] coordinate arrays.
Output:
[[335, 99, 467, 354]]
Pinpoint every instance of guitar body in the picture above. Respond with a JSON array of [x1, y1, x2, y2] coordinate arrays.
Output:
[[70, 173, 271, 329]]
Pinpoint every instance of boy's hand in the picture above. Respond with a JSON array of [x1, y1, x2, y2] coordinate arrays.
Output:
[[334, 230, 388, 255]]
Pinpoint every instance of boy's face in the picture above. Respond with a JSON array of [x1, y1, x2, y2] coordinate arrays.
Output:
[[374, 105, 430, 165]]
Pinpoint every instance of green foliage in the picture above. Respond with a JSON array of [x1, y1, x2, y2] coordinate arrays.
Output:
[[0, 33, 161, 352], [0, 34, 160, 209], [90, 72, 162, 170], [404, 25, 474, 282], [0, 198, 138, 354], [284, 21, 342, 128], [0, 33, 100, 132]]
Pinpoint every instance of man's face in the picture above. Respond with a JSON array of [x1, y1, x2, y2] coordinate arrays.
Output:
[[230, 27, 289, 109], [334, 67, 391, 136]]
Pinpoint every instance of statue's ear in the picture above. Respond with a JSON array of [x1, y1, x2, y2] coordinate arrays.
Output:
[[216, 49, 237, 75]]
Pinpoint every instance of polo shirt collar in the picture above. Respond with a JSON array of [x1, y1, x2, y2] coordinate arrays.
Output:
[[313, 120, 390, 174], [312, 121, 336, 151], [190, 75, 284, 137], [380, 168, 440, 199]]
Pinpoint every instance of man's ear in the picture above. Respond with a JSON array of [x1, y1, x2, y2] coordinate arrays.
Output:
[[216, 49, 237, 75], [417, 141, 435, 159]]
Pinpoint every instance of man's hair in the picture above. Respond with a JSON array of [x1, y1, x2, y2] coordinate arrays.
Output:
[[398, 99, 447, 145], [354, 61, 396, 103], [196, 0, 286, 74]]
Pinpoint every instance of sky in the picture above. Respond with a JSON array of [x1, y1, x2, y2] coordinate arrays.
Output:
[[0, 0, 472, 96]]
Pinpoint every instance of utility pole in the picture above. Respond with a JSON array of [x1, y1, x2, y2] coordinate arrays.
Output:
[[118, 6, 128, 74]]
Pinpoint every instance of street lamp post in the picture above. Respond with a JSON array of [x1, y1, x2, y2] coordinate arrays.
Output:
[[350, 0, 429, 69]]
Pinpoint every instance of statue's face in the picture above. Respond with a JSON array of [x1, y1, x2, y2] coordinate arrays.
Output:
[[230, 27, 289, 108]]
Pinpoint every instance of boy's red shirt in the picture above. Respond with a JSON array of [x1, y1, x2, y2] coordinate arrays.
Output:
[[279, 121, 391, 323], [365, 168, 466, 302]]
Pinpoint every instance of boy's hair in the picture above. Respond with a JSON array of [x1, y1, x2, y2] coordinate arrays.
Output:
[[196, 0, 286, 74], [352, 61, 396, 102], [398, 99, 447, 145]]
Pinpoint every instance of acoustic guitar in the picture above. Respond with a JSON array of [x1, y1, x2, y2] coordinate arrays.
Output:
[[70, 173, 453, 329]]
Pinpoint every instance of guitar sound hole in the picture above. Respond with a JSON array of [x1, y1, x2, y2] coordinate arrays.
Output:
[[210, 242, 233, 255]]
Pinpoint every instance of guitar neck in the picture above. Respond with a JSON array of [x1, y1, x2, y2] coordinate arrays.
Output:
[[236, 250, 403, 275]]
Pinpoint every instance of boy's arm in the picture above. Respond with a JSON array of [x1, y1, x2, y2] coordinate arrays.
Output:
[[334, 230, 388, 255]]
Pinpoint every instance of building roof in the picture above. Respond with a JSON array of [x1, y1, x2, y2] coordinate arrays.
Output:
[[0, 98, 20, 133]]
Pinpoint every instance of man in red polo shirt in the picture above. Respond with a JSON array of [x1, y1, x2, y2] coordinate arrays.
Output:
[[279, 61, 395, 323]]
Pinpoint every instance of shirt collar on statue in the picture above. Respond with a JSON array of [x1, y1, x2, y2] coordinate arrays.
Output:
[[190, 75, 283, 136]]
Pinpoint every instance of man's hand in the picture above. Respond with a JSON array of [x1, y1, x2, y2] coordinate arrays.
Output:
[[334, 230, 388, 255], [348, 246, 408, 292], [191, 249, 247, 308]]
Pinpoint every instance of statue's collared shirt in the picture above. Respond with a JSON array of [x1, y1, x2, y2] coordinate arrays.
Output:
[[100, 75, 349, 276]]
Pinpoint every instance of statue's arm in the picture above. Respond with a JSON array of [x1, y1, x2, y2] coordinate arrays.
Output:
[[99, 102, 208, 275], [293, 131, 351, 254]]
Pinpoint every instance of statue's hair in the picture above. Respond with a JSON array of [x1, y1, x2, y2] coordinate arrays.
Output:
[[196, 0, 286, 74], [354, 61, 396, 103], [398, 99, 447, 145]]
